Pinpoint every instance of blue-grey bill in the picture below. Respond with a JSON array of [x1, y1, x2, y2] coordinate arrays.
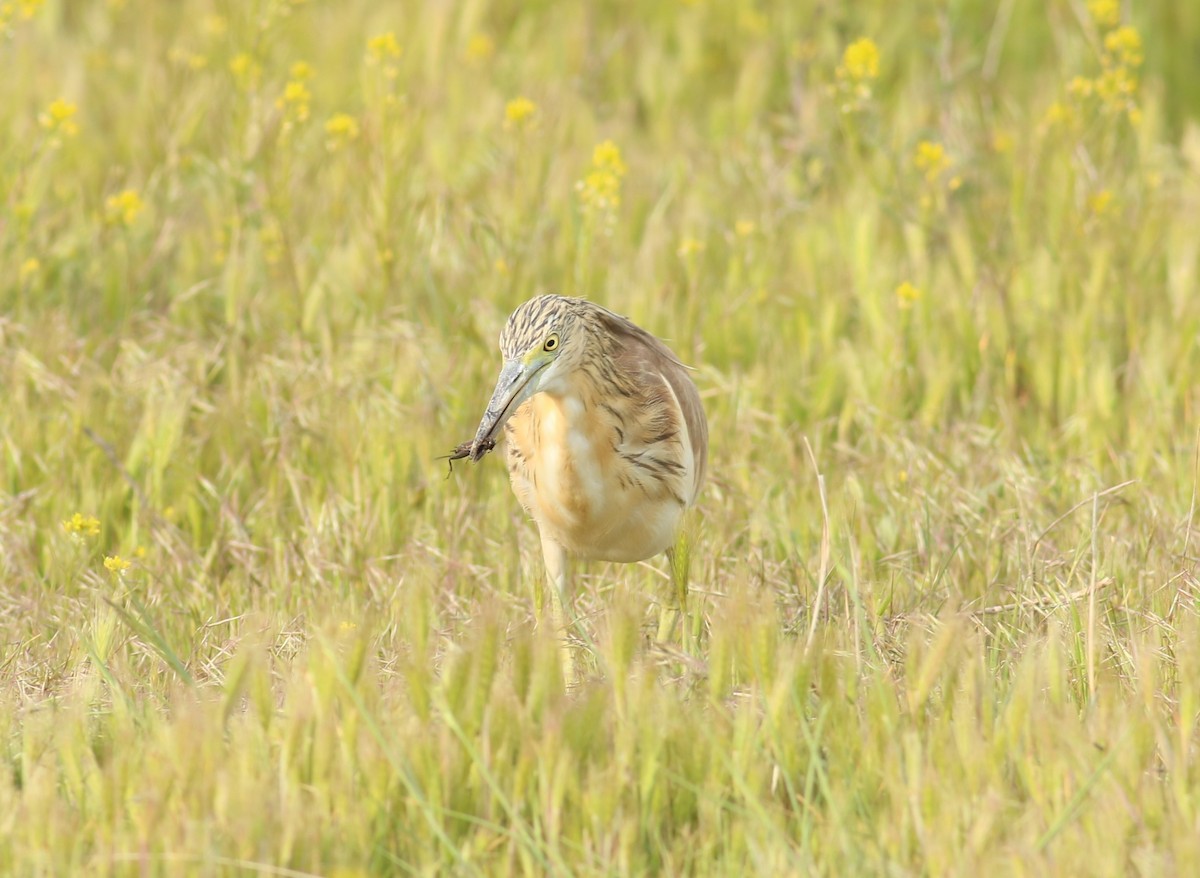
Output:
[[470, 359, 546, 461]]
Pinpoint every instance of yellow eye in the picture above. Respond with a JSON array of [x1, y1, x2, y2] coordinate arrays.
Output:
[[543, 333, 560, 352]]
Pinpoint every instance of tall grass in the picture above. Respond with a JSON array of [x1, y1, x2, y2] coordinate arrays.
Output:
[[2, 0, 1199, 873]]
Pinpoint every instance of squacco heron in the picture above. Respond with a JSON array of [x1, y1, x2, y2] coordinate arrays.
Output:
[[462, 295, 707, 648]]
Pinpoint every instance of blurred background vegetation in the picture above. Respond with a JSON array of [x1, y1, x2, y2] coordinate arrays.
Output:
[[2, 0, 1200, 873]]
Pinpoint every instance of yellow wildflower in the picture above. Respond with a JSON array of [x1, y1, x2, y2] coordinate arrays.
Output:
[[734, 219, 756, 237], [19, 258, 40, 281], [835, 37, 880, 112], [592, 140, 627, 176], [1041, 101, 1072, 127], [1, 0, 44, 26], [324, 112, 360, 151], [895, 281, 922, 309], [289, 61, 315, 81], [466, 33, 495, 62], [1094, 66, 1138, 112], [576, 140, 628, 217], [504, 96, 537, 129], [840, 38, 879, 82], [677, 237, 706, 257], [1088, 190, 1115, 216], [134, 546, 147, 558], [229, 53, 262, 90], [277, 80, 311, 125], [1087, 0, 1119, 29], [1103, 26, 1143, 68], [39, 98, 79, 137], [367, 31, 401, 62], [105, 189, 144, 226], [578, 170, 621, 212], [366, 31, 401, 79], [103, 555, 132, 576], [913, 140, 951, 182], [61, 513, 101, 538], [494, 258, 510, 275]]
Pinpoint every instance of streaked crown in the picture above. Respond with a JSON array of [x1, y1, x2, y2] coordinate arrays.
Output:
[[498, 294, 588, 359]]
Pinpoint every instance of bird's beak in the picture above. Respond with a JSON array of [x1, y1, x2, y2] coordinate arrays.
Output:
[[470, 358, 547, 461]]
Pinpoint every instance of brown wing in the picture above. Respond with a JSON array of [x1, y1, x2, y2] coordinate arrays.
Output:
[[592, 306, 708, 506]]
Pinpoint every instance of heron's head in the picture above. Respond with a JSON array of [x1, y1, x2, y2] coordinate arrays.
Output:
[[469, 295, 591, 460]]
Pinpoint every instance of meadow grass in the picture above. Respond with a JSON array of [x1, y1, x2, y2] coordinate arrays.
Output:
[[3, 0, 1200, 874]]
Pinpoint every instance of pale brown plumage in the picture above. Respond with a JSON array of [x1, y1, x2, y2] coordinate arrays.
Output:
[[467, 294, 707, 622]]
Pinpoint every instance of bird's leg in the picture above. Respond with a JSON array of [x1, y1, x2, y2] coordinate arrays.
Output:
[[538, 532, 575, 685]]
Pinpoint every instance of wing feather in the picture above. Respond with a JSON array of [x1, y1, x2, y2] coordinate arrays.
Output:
[[591, 306, 708, 505]]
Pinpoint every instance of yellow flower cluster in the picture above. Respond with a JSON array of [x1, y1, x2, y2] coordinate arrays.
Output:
[[105, 189, 144, 226], [277, 79, 312, 126], [835, 37, 880, 113], [325, 112, 360, 151], [229, 52, 262, 91], [913, 141, 950, 182], [61, 513, 101, 538], [504, 96, 537, 129], [466, 33, 495, 63], [1086, 0, 1120, 30], [840, 38, 879, 81], [895, 282, 922, 310], [1061, 10, 1143, 126], [576, 140, 627, 220], [912, 141, 961, 205], [103, 555, 131, 576], [0, 0, 44, 35], [1104, 26, 1143, 69], [367, 31, 401, 78], [39, 98, 79, 138], [1088, 189, 1115, 217], [367, 31, 401, 61]]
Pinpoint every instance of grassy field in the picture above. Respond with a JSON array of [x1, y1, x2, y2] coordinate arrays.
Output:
[[3, 0, 1200, 873]]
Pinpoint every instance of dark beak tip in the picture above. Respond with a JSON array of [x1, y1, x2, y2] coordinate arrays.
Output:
[[469, 436, 497, 462]]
